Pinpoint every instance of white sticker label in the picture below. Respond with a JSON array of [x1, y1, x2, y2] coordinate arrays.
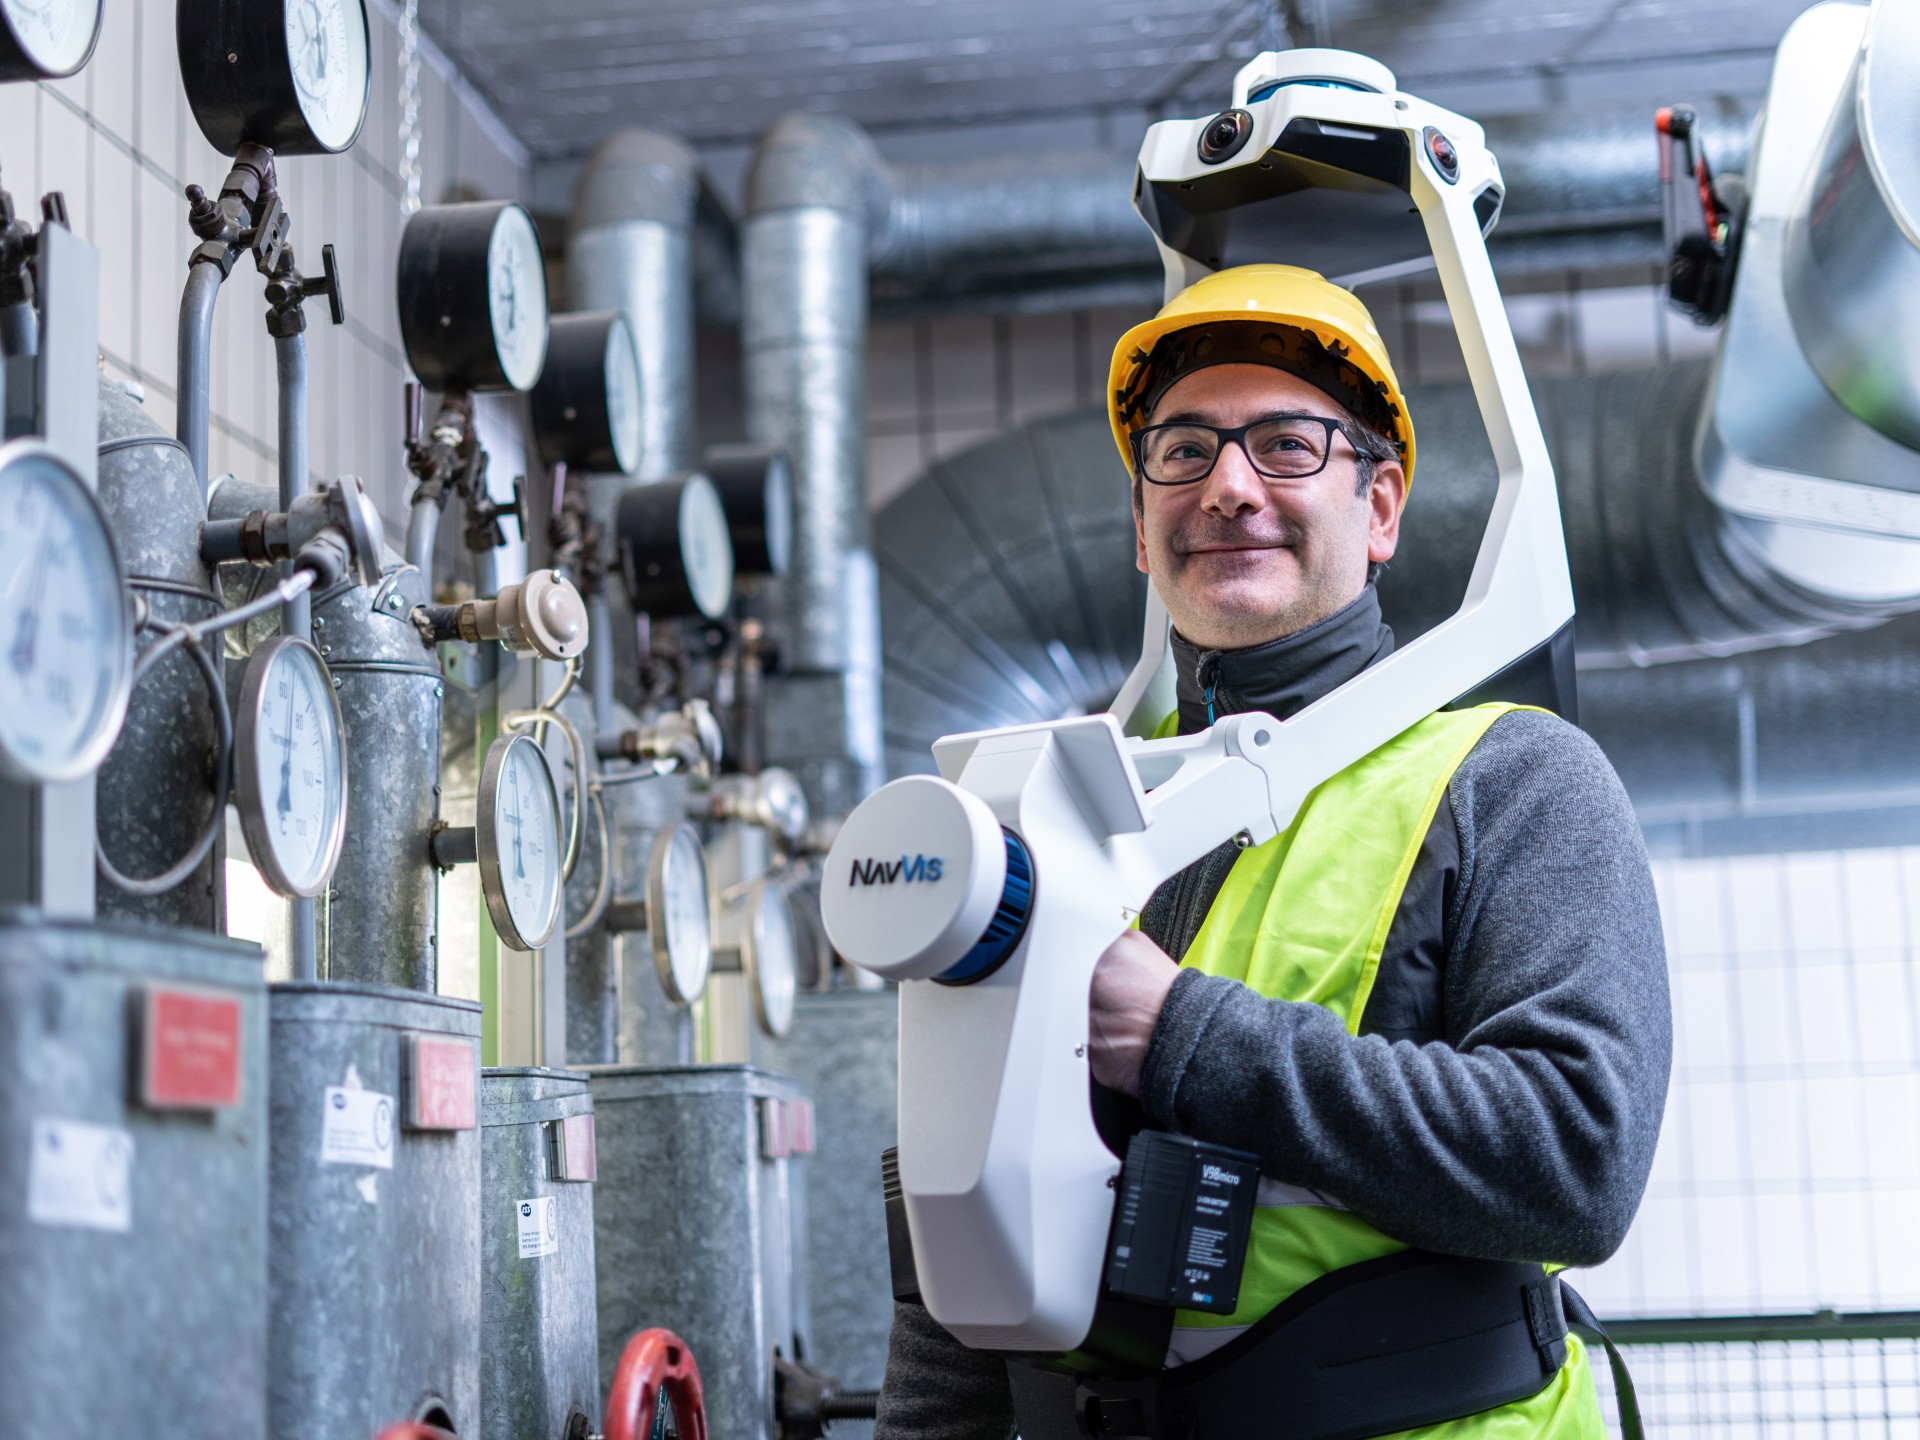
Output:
[[27, 1118, 133, 1233], [516, 1196, 559, 1259], [321, 1087, 395, 1170]]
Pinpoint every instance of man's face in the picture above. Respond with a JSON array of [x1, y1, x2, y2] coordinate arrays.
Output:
[[1133, 363, 1408, 651]]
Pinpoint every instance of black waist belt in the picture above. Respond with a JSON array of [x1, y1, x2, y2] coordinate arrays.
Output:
[[1008, 1250, 1642, 1440]]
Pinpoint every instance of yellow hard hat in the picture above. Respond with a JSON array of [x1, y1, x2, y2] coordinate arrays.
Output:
[[1107, 264, 1415, 482]]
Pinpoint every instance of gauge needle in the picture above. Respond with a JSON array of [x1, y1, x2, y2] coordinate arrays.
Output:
[[7, 543, 50, 676], [508, 774, 526, 880], [275, 695, 296, 816]]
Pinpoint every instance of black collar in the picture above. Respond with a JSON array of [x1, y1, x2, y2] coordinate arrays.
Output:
[[1172, 586, 1395, 733]]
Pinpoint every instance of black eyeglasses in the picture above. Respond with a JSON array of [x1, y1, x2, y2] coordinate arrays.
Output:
[[1130, 413, 1382, 487]]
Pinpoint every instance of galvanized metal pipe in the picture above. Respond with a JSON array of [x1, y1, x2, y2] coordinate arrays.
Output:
[[405, 498, 440, 587], [0, 301, 34, 356], [177, 263, 224, 496], [744, 112, 887, 819], [276, 333, 316, 981]]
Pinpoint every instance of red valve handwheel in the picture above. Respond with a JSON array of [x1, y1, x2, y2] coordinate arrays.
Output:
[[604, 1326, 709, 1440], [371, 1427, 457, 1440]]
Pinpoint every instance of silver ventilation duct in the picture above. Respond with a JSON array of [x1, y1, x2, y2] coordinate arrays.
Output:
[[743, 113, 888, 820], [569, 130, 703, 717]]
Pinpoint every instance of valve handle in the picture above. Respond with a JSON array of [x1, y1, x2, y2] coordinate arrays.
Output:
[[318, 242, 345, 326], [370, 1426, 458, 1440], [604, 1327, 708, 1440]]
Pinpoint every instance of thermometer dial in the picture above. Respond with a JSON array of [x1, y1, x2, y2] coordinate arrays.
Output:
[[478, 733, 564, 952], [647, 822, 712, 1006], [529, 311, 643, 476], [178, 0, 369, 156], [741, 878, 798, 1039], [0, 440, 132, 783], [234, 636, 348, 898], [0, 0, 101, 82]]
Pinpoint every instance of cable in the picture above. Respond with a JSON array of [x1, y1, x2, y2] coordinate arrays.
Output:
[[138, 568, 315, 674], [504, 698, 588, 880], [563, 782, 615, 940], [95, 628, 233, 896]]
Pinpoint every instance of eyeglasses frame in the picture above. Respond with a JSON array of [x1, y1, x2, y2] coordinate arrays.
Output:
[[1129, 411, 1394, 488]]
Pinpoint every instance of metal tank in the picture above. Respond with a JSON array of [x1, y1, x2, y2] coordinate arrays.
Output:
[[588, 1064, 812, 1440], [313, 563, 444, 990], [92, 379, 223, 929], [480, 1067, 602, 1440], [266, 983, 483, 1440], [0, 915, 267, 1438]]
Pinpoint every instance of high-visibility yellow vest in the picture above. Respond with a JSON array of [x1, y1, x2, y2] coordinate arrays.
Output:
[[1155, 703, 1605, 1440]]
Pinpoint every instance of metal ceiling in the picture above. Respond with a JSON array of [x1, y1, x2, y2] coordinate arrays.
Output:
[[418, 0, 1814, 162]]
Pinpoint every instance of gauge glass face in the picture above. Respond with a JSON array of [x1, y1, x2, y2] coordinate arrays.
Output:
[[488, 735, 562, 949], [487, 205, 549, 392], [655, 825, 712, 1003], [246, 640, 346, 896], [604, 316, 643, 476], [749, 882, 797, 1038], [679, 477, 735, 621], [3, 0, 98, 77], [284, 0, 367, 152], [0, 446, 128, 782]]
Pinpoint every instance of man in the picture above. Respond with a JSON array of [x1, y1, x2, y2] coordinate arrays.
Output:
[[874, 265, 1670, 1440]]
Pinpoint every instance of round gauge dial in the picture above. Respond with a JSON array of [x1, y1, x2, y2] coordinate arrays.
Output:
[[488, 204, 548, 392], [177, 0, 368, 156], [704, 445, 793, 578], [0, 0, 102, 81], [235, 636, 348, 898], [478, 733, 564, 952], [284, 0, 368, 153], [605, 315, 643, 476], [647, 822, 712, 1006], [398, 201, 550, 394], [528, 311, 643, 476], [742, 878, 798, 1038], [614, 473, 736, 621], [0, 440, 131, 783]]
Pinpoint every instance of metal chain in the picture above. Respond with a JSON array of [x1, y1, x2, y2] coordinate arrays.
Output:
[[398, 0, 423, 216]]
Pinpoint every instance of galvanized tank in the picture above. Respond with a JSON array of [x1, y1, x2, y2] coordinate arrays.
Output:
[[480, 1067, 602, 1440], [0, 913, 267, 1437], [588, 1064, 811, 1440], [267, 983, 482, 1439], [313, 565, 444, 990], [93, 379, 222, 929]]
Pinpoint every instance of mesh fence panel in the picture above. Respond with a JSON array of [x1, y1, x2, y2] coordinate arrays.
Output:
[[1589, 1339, 1920, 1440]]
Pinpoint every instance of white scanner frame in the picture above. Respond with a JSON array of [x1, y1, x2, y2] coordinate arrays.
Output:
[[882, 51, 1573, 1354]]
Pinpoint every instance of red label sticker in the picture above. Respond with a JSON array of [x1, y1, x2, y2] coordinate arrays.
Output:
[[789, 1098, 817, 1157], [557, 1112, 597, 1181], [761, 1097, 792, 1160], [406, 1034, 477, 1130], [142, 987, 243, 1110]]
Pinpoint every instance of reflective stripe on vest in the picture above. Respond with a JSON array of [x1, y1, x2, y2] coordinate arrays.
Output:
[[1154, 703, 1608, 1438]]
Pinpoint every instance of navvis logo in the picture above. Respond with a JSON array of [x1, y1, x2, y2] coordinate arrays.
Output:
[[1202, 1164, 1242, 1186], [848, 855, 945, 886]]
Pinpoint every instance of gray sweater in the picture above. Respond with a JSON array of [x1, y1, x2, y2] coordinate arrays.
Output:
[[875, 596, 1671, 1440]]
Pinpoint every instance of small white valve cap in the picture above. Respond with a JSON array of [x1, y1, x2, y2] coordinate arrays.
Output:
[[821, 776, 1006, 982]]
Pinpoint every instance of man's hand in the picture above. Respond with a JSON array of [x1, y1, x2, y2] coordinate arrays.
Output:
[[1089, 929, 1181, 1098]]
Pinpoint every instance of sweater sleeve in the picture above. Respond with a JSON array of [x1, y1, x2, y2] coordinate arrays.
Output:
[[873, 1300, 1016, 1440], [1135, 709, 1672, 1266]]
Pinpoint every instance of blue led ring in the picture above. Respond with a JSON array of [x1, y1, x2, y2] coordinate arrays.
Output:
[[934, 829, 1034, 986]]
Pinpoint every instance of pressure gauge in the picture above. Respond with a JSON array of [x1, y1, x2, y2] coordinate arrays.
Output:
[[398, 201, 550, 394], [0, 440, 132, 783], [0, 0, 102, 82], [178, 0, 370, 155], [478, 733, 564, 952], [704, 445, 793, 577], [615, 473, 736, 620], [530, 312, 643, 476], [647, 822, 712, 1006], [234, 636, 348, 898], [740, 878, 798, 1039]]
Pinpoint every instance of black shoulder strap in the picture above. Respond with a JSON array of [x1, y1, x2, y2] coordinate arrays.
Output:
[[1560, 1280, 1645, 1440]]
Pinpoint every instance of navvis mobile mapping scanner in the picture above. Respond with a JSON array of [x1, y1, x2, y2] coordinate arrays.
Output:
[[821, 48, 1574, 1358]]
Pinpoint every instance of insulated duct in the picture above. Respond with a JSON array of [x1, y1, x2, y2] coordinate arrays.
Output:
[[872, 363, 1920, 777], [743, 113, 887, 820], [568, 129, 702, 718]]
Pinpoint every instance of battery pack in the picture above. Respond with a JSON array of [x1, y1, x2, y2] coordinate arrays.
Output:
[[1103, 1131, 1260, 1315]]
